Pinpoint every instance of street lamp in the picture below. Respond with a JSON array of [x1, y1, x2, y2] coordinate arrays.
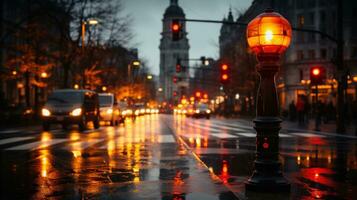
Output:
[[81, 19, 99, 49], [81, 18, 98, 88], [40, 72, 48, 78], [147, 74, 153, 80], [245, 9, 292, 192]]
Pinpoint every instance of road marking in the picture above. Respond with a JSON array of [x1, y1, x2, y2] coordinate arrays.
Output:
[[210, 133, 238, 139], [187, 122, 222, 133], [210, 120, 254, 130], [279, 133, 293, 138], [235, 133, 256, 137], [0, 137, 34, 145], [192, 121, 248, 132], [290, 132, 326, 138], [158, 135, 176, 143], [6, 139, 68, 150], [63, 139, 105, 150], [0, 130, 21, 134]]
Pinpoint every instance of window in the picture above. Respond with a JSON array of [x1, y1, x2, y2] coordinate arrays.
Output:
[[320, 49, 327, 59], [297, 50, 304, 60], [308, 50, 315, 59], [297, 14, 304, 27]]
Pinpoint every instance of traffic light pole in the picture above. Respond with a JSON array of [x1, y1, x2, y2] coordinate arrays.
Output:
[[314, 84, 320, 131]]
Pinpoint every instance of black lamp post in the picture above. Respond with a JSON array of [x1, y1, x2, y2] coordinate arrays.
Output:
[[245, 9, 292, 192]]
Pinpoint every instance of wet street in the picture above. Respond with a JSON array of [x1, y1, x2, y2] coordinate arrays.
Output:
[[1, 114, 356, 199]]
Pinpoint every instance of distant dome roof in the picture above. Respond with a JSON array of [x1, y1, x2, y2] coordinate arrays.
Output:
[[164, 0, 185, 18]]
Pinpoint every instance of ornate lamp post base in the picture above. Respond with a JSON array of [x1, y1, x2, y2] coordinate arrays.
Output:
[[245, 118, 290, 192]]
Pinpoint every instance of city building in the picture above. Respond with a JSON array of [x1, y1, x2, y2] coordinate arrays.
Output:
[[218, 0, 357, 113], [159, 0, 190, 103]]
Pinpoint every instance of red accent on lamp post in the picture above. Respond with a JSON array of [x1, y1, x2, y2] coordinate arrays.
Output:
[[245, 9, 292, 192]]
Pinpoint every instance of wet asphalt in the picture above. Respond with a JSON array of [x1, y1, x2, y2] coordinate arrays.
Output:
[[0, 114, 356, 200]]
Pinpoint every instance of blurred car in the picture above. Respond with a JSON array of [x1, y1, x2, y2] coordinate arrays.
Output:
[[185, 104, 195, 117], [98, 93, 123, 125], [41, 89, 100, 131], [193, 103, 211, 119]]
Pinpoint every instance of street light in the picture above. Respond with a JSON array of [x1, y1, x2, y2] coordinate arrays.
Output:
[[40, 72, 48, 78], [245, 9, 292, 192], [81, 18, 98, 88], [147, 74, 153, 80], [81, 19, 99, 49]]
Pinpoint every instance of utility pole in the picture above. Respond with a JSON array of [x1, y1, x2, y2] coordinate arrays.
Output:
[[336, 0, 346, 133]]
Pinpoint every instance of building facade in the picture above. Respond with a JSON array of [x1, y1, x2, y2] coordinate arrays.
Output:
[[159, 0, 190, 103], [218, 0, 357, 112]]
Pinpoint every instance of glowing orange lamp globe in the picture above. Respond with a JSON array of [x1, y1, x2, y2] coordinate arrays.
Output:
[[246, 10, 292, 55]]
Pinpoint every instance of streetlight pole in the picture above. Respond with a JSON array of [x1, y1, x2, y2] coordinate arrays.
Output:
[[245, 9, 292, 192], [81, 19, 98, 89]]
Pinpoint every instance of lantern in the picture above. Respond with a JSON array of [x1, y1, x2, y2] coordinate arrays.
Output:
[[246, 10, 292, 55]]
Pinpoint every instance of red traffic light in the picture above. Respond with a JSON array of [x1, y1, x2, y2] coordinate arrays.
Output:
[[310, 66, 326, 85], [171, 19, 182, 41], [221, 64, 228, 71], [221, 74, 229, 80], [172, 24, 179, 31], [173, 76, 178, 83], [312, 68, 320, 76]]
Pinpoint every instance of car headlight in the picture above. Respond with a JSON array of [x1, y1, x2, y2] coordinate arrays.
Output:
[[206, 109, 211, 114], [135, 110, 140, 115], [41, 108, 51, 117], [122, 111, 127, 115], [70, 108, 82, 116], [195, 109, 200, 114], [106, 108, 113, 114]]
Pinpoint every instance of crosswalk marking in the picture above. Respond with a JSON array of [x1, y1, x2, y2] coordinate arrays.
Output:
[[279, 133, 293, 138], [210, 120, 254, 130], [0, 137, 34, 145], [290, 132, 325, 138], [63, 139, 104, 150], [187, 122, 222, 133], [210, 133, 238, 139], [235, 133, 256, 137], [6, 139, 68, 150], [0, 130, 21, 134], [192, 121, 248, 132], [158, 135, 175, 143]]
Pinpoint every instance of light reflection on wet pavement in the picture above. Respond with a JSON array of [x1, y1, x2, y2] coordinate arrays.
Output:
[[0, 115, 237, 200], [170, 115, 357, 199]]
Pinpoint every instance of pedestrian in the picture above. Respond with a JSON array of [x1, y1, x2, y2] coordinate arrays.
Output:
[[289, 100, 296, 121], [352, 99, 357, 135], [296, 97, 305, 125]]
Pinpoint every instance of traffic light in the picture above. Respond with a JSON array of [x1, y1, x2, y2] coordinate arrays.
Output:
[[176, 59, 181, 73], [173, 76, 178, 83], [310, 66, 326, 85], [171, 19, 182, 41], [220, 63, 230, 84]]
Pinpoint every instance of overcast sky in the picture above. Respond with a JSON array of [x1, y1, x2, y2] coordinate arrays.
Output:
[[123, 0, 253, 75]]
